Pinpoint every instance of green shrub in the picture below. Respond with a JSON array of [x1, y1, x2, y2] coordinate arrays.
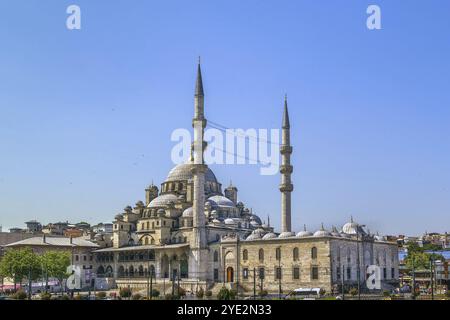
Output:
[[319, 288, 326, 296], [349, 288, 358, 296], [383, 290, 391, 297], [196, 288, 204, 299], [178, 287, 186, 297], [96, 291, 107, 299], [259, 289, 268, 297], [119, 287, 132, 298], [60, 294, 70, 300], [205, 290, 213, 298], [151, 289, 160, 298], [164, 293, 180, 300], [13, 290, 27, 300], [217, 287, 236, 300], [73, 293, 82, 300], [132, 293, 142, 300], [40, 292, 52, 300]]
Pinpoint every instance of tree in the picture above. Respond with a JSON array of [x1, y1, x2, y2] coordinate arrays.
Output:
[[0, 248, 41, 297], [405, 250, 445, 270], [40, 251, 71, 293]]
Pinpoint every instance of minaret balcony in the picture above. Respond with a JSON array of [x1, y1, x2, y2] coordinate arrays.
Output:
[[279, 164, 293, 174], [280, 145, 293, 154], [279, 184, 294, 192]]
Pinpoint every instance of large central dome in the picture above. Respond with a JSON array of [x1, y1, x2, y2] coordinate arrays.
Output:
[[166, 163, 218, 184]]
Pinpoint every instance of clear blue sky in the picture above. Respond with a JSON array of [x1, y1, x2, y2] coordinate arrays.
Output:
[[0, 0, 449, 235]]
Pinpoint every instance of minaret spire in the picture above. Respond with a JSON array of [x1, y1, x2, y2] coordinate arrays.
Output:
[[190, 59, 208, 281], [280, 95, 293, 234]]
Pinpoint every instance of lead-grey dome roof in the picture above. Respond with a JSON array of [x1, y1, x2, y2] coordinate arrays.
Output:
[[148, 194, 179, 208], [166, 163, 218, 183], [208, 195, 235, 208]]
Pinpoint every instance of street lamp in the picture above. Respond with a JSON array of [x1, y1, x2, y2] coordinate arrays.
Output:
[[355, 223, 366, 300]]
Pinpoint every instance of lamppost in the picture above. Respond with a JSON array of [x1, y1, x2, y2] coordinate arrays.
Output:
[[277, 247, 282, 300], [430, 257, 434, 300], [355, 223, 366, 300], [411, 255, 416, 300]]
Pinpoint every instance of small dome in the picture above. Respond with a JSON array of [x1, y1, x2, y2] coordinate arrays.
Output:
[[208, 195, 235, 208], [182, 207, 193, 218], [148, 194, 179, 208], [224, 218, 235, 225], [313, 224, 331, 237], [262, 232, 277, 240], [115, 214, 123, 220], [250, 221, 260, 227], [341, 217, 366, 235], [254, 228, 267, 236], [246, 233, 262, 241], [374, 232, 386, 241], [296, 225, 313, 237], [278, 231, 295, 238]]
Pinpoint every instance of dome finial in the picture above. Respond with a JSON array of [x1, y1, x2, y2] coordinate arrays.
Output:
[[350, 215, 354, 223], [321, 222, 325, 230], [303, 224, 307, 231]]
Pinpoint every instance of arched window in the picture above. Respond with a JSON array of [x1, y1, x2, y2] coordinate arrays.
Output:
[[311, 247, 317, 259], [243, 249, 248, 261], [258, 249, 264, 262], [276, 247, 281, 260], [293, 247, 299, 261], [144, 237, 149, 245], [129, 266, 134, 277], [213, 250, 219, 262]]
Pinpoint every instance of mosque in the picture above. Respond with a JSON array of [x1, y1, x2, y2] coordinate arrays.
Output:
[[93, 62, 399, 294]]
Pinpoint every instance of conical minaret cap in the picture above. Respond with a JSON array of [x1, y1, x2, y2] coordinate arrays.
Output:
[[282, 95, 290, 129], [195, 58, 204, 96]]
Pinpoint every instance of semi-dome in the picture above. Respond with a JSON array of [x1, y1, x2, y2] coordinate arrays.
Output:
[[114, 214, 123, 220], [296, 225, 313, 237], [148, 194, 179, 208], [262, 232, 277, 240], [278, 231, 295, 238], [166, 163, 218, 183], [208, 195, 235, 208], [182, 207, 193, 218]]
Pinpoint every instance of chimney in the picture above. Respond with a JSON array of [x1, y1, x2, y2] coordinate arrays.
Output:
[[70, 236, 73, 244], [42, 234, 46, 243]]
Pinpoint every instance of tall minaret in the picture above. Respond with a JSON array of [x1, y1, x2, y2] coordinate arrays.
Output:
[[190, 59, 208, 281], [280, 95, 293, 233]]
